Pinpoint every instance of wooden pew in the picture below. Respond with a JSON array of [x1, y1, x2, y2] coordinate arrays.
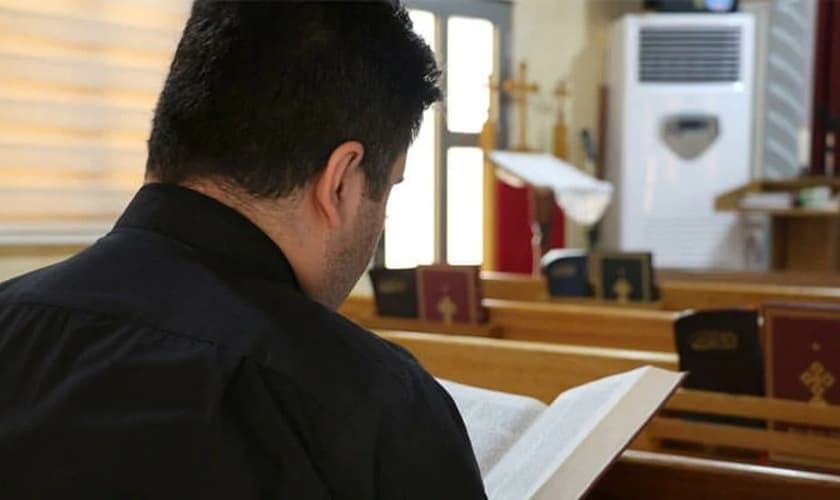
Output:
[[345, 276, 840, 354], [478, 270, 840, 310], [589, 450, 840, 500], [381, 330, 840, 490], [482, 271, 547, 301], [344, 296, 679, 352], [656, 268, 840, 287], [379, 330, 677, 402], [658, 279, 840, 310]]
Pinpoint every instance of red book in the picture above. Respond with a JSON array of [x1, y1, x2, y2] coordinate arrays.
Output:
[[417, 265, 486, 325], [763, 302, 840, 438]]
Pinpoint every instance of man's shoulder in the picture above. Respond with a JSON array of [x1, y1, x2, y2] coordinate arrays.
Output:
[[258, 300, 441, 412]]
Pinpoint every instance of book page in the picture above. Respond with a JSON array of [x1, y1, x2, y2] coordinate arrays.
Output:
[[484, 368, 647, 500], [439, 379, 547, 476]]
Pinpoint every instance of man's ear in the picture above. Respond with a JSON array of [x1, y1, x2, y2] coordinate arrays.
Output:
[[313, 141, 365, 228]]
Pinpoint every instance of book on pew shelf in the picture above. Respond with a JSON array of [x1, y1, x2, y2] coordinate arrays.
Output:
[[417, 265, 487, 325], [368, 268, 419, 318], [674, 309, 765, 427], [763, 303, 840, 438], [589, 251, 656, 303], [440, 366, 685, 500], [541, 249, 592, 297]]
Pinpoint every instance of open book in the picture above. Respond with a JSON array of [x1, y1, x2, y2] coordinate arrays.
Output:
[[439, 366, 684, 500]]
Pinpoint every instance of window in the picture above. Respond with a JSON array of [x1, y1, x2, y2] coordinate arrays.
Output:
[[0, 1, 190, 244], [384, 10, 437, 268], [0, 0, 511, 260], [384, 0, 511, 268]]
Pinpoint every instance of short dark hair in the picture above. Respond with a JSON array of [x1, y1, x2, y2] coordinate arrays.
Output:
[[146, 1, 441, 200]]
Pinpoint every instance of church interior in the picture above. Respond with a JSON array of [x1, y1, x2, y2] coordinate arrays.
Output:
[[2, 0, 840, 497]]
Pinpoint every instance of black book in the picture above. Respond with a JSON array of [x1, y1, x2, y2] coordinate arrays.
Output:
[[589, 251, 656, 303], [368, 268, 419, 319], [541, 249, 592, 298], [644, 0, 738, 12], [674, 309, 765, 427]]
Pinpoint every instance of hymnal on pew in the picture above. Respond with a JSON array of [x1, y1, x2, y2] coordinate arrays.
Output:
[[541, 249, 591, 298], [674, 309, 765, 396], [674, 309, 765, 428], [369, 268, 419, 318], [441, 366, 684, 500], [589, 251, 656, 303], [417, 265, 487, 325], [763, 302, 840, 437]]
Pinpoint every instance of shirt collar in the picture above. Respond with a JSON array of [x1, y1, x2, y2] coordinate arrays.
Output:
[[114, 183, 300, 288]]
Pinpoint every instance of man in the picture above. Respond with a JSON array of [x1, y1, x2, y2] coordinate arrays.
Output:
[[0, 1, 486, 498]]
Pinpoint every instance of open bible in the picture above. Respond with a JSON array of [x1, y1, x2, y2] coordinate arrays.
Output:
[[439, 366, 684, 500]]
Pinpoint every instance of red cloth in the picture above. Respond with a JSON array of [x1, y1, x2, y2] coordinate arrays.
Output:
[[494, 180, 565, 274], [810, 1, 840, 175]]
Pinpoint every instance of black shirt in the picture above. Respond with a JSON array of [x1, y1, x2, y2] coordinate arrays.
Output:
[[0, 184, 486, 499]]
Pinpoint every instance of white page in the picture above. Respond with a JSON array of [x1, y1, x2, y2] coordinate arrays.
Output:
[[439, 379, 547, 476], [484, 368, 646, 500]]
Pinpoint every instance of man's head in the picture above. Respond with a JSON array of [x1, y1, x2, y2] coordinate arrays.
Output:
[[146, 1, 440, 308]]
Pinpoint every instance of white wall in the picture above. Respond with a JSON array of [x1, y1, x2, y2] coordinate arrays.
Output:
[[511, 0, 642, 246]]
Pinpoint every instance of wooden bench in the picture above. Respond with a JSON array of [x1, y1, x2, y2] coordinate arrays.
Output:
[[379, 330, 677, 401], [344, 296, 679, 352], [589, 450, 840, 500], [659, 279, 840, 310], [479, 270, 840, 310], [379, 330, 840, 475], [345, 271, 840, 353]]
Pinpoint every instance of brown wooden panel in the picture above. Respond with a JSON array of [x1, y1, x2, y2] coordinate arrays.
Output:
[[646, 418, 840, 464], [486, 299, 677, 352], [656, 268, 840, 287], [378, 330, 676, 403], [666, 389, 840, 428], [481, 271, 547, 301], [660, 280, 840, 311], [775, 217, 840, 273], [341, 295, 679, 353], [589, 451, 840, 500], [479, 270, 840, 311]]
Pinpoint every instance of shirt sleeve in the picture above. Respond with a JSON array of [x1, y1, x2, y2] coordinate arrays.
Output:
[[375, 374, 487, 500]]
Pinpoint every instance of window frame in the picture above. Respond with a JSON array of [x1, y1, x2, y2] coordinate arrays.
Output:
[[383, 0, 512, 265]]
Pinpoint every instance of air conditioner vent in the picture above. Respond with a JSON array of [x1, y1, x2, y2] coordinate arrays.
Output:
[[640, 27, 741, 83]]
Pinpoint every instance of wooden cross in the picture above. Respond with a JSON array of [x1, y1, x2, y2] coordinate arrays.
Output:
[[479, 75, 500, 152], [437, 294, 458, 325], [612, 269, 634, 304], [554, 81, 569, 124], [502, 62, 540, 151], [487, 75, 500, 124], [800, 361, 836, 405], [553, 80, 570, 159]]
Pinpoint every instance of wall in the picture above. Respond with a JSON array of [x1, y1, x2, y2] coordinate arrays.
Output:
[[743, 0, 817, 178], [511, 0, 816, 250], [511, 0, 642, 246], [0, 246, 83, 282]]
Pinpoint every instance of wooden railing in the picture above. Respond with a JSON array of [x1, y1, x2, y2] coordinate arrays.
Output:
[[478, 271, 840, 310], [342, 295, 679, 352], [648, 390, 840, 468]]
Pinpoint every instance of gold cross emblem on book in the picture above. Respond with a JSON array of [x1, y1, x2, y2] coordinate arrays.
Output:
[[437, 292, 458, 325], [800, 361, 836, 405], [612, 278, 633, 304]]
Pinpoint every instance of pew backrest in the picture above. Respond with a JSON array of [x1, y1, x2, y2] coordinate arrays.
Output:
[[378, 330, 677, 403], [589, 450, 840, 500]]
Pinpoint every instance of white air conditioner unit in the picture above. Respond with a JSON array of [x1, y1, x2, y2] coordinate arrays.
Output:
[[602, 13, 755, 269]]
